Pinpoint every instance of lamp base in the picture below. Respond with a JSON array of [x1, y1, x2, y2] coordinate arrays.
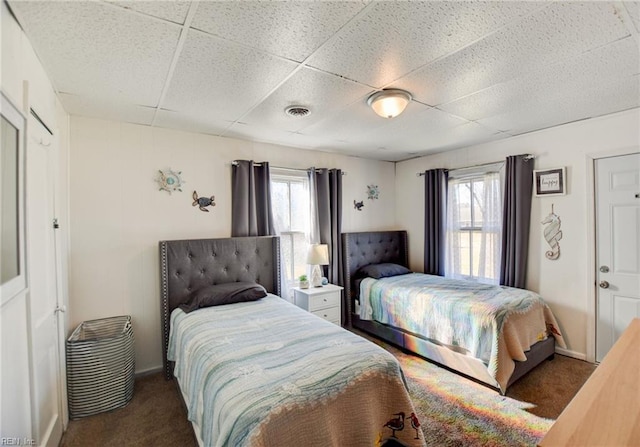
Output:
[[310, 265, 323, 287]]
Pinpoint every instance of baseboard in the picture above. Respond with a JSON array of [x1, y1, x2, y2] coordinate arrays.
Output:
[[135, 366, 163, 378], [555, 346, 587, 361]]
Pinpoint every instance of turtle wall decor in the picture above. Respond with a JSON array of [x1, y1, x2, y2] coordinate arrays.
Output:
[[192, 191, 216, 212], [354, 200, 364, 211]]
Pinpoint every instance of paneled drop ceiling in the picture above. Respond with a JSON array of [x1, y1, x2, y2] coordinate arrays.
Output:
[[8, 0, 640, 162]]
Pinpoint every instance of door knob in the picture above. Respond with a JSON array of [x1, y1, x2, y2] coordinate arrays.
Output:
[[599, 281, 610, 289]]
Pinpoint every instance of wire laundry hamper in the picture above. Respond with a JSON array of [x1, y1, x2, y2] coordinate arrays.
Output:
[[66, 315, 135, 419]]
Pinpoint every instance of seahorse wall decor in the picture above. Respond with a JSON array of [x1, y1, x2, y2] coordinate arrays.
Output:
[[541, 204, 562, 260]]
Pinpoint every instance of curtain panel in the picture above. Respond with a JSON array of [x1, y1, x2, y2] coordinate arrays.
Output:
[[423, 168, 448, 276], [309, 168, 344, 309], [500, 155, 534, 288], [231, 160, 276, 237]]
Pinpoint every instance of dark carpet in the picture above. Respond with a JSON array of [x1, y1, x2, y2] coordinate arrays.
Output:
[[60, 336, 595, 447]]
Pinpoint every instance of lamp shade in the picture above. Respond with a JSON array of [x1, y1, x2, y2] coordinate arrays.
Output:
[[306, 244, 329, 265], [367, 89, 412, 119]]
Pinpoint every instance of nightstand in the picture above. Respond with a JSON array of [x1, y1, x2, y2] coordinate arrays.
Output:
[[293, 284, 343, 326]]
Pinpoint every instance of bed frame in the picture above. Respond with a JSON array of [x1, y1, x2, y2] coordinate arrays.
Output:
[[342, 230, 555, 391], [159, 236, 281, 380]]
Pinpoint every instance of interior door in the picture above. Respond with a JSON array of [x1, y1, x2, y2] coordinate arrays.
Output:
[[595, 152, 640, 362], [27, 116, 63, 446]]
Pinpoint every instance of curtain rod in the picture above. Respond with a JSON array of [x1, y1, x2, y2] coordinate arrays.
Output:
[[232, 161, 346, 175], [416, 154, 534, 177], [30, 108, 53, 135]]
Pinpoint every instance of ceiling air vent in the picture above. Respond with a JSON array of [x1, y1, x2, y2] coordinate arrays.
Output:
[[285, 106, 311, 117]]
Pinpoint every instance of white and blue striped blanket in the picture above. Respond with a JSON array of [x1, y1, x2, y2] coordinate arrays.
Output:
[[168, 294, 425, 447]]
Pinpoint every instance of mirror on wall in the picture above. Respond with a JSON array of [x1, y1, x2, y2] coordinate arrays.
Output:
[[1, 92, 26, 303]]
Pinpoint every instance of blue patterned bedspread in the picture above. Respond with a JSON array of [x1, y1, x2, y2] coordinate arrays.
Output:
[[168, 294, 424, 447], [359, 273, 564, 387]]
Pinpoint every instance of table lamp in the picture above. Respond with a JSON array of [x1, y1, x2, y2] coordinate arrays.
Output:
[[307, 244, 329, 287]]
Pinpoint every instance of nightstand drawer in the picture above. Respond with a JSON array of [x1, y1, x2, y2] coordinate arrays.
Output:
[[311, 306, 340, 323], [308, 292, 340, 312]]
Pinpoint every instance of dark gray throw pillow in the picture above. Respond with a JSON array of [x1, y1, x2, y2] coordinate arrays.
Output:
[[356, 263, 411, 279], [179, 282, 267, 313]]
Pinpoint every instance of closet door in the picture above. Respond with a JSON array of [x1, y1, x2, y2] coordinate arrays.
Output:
[[26, 114, 63, 447]]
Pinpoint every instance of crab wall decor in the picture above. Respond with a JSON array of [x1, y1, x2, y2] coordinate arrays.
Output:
[[192, 191, 216, 212], [156, 169, 184, 194], [367, 184, 379, 200], [354, 200, 364, 211]]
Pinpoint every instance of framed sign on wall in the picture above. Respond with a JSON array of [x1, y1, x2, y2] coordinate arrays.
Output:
[[534, 167, 566, 197]]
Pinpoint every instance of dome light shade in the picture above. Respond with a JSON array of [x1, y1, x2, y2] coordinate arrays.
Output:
[[367, 89, 412, 118]]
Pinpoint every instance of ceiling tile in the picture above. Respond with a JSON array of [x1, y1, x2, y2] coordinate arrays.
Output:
[[477, 75, 640, 134], [106, 1, 191, 24], [59, 93, 155, 125], [411, 123, 509, 156], [347, 108, 502, 155], [623, 1, 640, 33], [309, 138, 417, 162], [441, 37, 640, 121], [11, 1, 180, 107], [346, 107, 469, 149], [240, 67, 372, 132], [153, 109, 232, 136], [306, 1, 541, 88], [162, 30, 299, 123], [401, 1, 632, 106], [300, 102, 494, 158], [191, 1, 368, 62], [300, 96, 425, 143], [224, 121, 342, 153]]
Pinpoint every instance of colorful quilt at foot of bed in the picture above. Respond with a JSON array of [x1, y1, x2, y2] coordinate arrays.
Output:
[[168, 295, 425, 447], [359, 273, 566, 391]]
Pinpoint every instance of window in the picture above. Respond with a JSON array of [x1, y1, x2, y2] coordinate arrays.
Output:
[[445, 168, 502, 284], [271, 170, 311, 285]]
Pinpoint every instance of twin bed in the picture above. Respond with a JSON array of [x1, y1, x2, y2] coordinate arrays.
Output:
[[342, 230, 564, 393], [159, 231, 564, 446], [160, 236, 424, 447]]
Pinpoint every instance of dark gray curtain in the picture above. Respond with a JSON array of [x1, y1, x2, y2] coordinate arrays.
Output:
[[231, 160, 275, 237], [424, 169, 448, 276], [500, 155, 534, 288], [309, 167, 343, 287]]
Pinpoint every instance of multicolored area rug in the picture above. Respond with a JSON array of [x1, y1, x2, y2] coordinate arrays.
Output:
[[393, 349, 553, 447]]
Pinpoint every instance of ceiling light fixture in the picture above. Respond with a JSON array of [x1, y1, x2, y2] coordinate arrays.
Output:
[[367, 89, 412, 119]]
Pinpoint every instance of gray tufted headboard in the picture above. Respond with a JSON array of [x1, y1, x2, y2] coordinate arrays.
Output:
[[159, 236, 281, 379], [341, 231, 408, 326]]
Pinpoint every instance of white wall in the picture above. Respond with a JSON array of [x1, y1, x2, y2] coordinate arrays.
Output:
[[1, 0, 70, 440], [396, 108, 640, 359], [68, 117, 397, 373]]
